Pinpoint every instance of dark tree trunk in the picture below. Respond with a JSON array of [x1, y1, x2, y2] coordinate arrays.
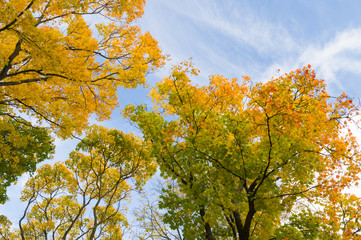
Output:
[[199, 206, 215, 240], [232, 210, 244, 239], [239, 199, 256, 240]]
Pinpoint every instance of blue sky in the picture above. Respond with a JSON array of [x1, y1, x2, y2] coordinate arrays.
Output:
[[3, 0, 361, 233], [141, 0, 361, 97]]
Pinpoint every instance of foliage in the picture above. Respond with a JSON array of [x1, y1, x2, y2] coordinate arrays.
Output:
[[0, 0, 165, 138], [0, 215, 16, 239], [125, 62, 361, 240], [6, 125, 157, 239], [0, 117, 54, 203], [274, 192, 361, 240], [0, 0, 164, 204]]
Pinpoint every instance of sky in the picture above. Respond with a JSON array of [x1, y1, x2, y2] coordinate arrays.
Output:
[[141, 0, 361, 97], [3, 0, 361, 234]]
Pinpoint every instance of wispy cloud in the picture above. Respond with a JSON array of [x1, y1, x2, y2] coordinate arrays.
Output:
[[144, 0, 361, 94], [261, 28, 361, 93], [170, 0, 299, 56], [142, 0, 300, 82], [299, 28, 361, 85]]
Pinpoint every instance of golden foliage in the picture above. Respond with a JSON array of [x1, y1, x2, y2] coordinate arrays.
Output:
[[0, 0, 165, 138]]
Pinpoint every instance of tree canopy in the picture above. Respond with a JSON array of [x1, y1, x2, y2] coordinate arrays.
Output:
[[125, 62, 361, 239], [1, 125, 156, 239], [0, 0, 165, 202], [0, 0, 165, 138], [0, 117, 54, 203], [2, 1, 361, 240]]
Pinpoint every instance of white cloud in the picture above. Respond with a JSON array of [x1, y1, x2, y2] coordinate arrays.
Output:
[[162, 0, 299, 56], [300, 28, 361, 84], [141, 0, 301, 83], [157, 1, 361, 92], [262, 28, 361, 89]]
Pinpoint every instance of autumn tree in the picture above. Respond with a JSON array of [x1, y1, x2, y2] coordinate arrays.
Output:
[[0, 0, 165, 202], [0, 118, 54, 203], [0, 0, 165, 137], [125, 63, 361, 240], [3, 125, 156, 239]]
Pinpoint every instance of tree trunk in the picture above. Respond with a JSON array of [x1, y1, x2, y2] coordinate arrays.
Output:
[[238, 199, 256, 240], [232, 210, 244, 239], [199, 205, 215, 240]]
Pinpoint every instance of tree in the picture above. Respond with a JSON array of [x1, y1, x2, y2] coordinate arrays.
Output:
[[125, 62, 361, 240], [5, 125, 156, 239], [0, 0, 165, 202], [0, 117, 54, 203], [0, 0, 165, 137]]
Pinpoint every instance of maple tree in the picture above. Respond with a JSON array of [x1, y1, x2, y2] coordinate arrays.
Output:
[[125, 63, 361, 240], [2, 125, 156, 239], [0, 0, 164, 202]]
